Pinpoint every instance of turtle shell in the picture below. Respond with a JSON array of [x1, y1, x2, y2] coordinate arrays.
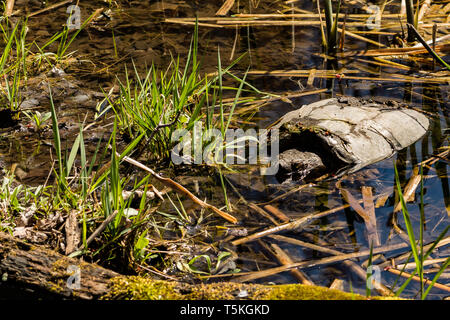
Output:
[[271, 97, 429, 177]]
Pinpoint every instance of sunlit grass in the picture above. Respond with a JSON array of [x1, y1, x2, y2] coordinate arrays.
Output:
[[393, 163, 449, 300]]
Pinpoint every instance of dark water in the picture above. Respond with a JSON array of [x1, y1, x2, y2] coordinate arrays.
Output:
[[1, 1, 449, 299]]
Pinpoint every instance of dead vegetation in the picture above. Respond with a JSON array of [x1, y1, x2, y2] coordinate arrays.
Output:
[[0, 0, 448, 300]]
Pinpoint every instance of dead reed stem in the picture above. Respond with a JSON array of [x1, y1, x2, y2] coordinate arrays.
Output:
[[385, 267, 450, 293]]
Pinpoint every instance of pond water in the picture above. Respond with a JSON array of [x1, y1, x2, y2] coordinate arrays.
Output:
[[0, 0, 449, 299]]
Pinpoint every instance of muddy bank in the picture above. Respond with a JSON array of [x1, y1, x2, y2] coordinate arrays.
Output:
[[0, 231, 398, 300]]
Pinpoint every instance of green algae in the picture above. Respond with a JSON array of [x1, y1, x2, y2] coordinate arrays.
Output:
[[102, 276, 399, 300]]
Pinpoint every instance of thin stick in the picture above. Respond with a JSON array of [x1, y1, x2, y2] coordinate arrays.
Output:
[[267, 242, 315, 285], [28, 0, 74, 18], [419, 149, 449, 167], [396, 257, 448, 270], [341, 43, 450, 57], [248, 203, 280, 226], [385, 267, 450, 293], [81, 210, 120, 249], [257, 183, 313, 205], [263, 205, 290, 223], [165, 19, 225, 28], [231, 205, 344, 246], [118, 153, 238, 224], [378, 236, 450, 268], [295, 233, 393, 296], [231, 193, 394, 246], [249, 72, 450, 84]]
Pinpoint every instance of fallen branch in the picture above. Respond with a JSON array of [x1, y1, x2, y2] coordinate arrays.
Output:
[[275, 233, 394, 296], [231, 205, 343, 246], [231, 236, 446, 283], [232, 191, 391, 246], [339, 185, 380, 246], [362, 186, 381, 247], [0, 232, 382, 300], [117, 153, 238, 224], [0, 232, 118, 299]]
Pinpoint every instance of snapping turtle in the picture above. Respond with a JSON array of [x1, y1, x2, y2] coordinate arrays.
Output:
[[271, 97, 429, 183]]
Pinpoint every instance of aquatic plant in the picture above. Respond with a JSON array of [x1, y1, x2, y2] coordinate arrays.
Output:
[[0, 18, 29, 116], [39, 10, 97, 64], [23, 110, 52, 133], [47, 87, 151, 264], [108, 22, 253, 162], [322, 0, 341, 53], [393, 163, 449, 299], [0, 172, 49, 234]]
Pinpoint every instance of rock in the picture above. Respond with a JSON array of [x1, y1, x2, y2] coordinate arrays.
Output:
[[272, 97, 429, 182], [20, 98, 39, 109], [71, 94, 90, 104], [278, 149, 326, 182]]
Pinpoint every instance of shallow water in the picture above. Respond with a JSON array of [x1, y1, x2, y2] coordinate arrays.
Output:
[[0, 0, 449, 299]]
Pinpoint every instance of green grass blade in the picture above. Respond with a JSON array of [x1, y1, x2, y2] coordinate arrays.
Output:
[[422, 257, 450, 299], [0, 21, 19, 75], [394, 162, 421, 276], [49, 84, 65, 190], [225, 67, 249, 133]]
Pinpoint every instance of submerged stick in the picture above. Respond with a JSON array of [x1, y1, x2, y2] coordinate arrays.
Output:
[[271, 234, 393, 296], [267, 241, 315, 285], [234, 236, 450, 283], [230, 193, 391, 246], [338, 185, 380, 246], [28, 0, 73, 18], [385, 267, 450, 293], [263, 205, 290, 223], [393, 166, 421, 213], [231, 205, 342, 246], [232, 241, 407, 283], [362, 186, 381, 247], [248, 203, 280, 226]]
